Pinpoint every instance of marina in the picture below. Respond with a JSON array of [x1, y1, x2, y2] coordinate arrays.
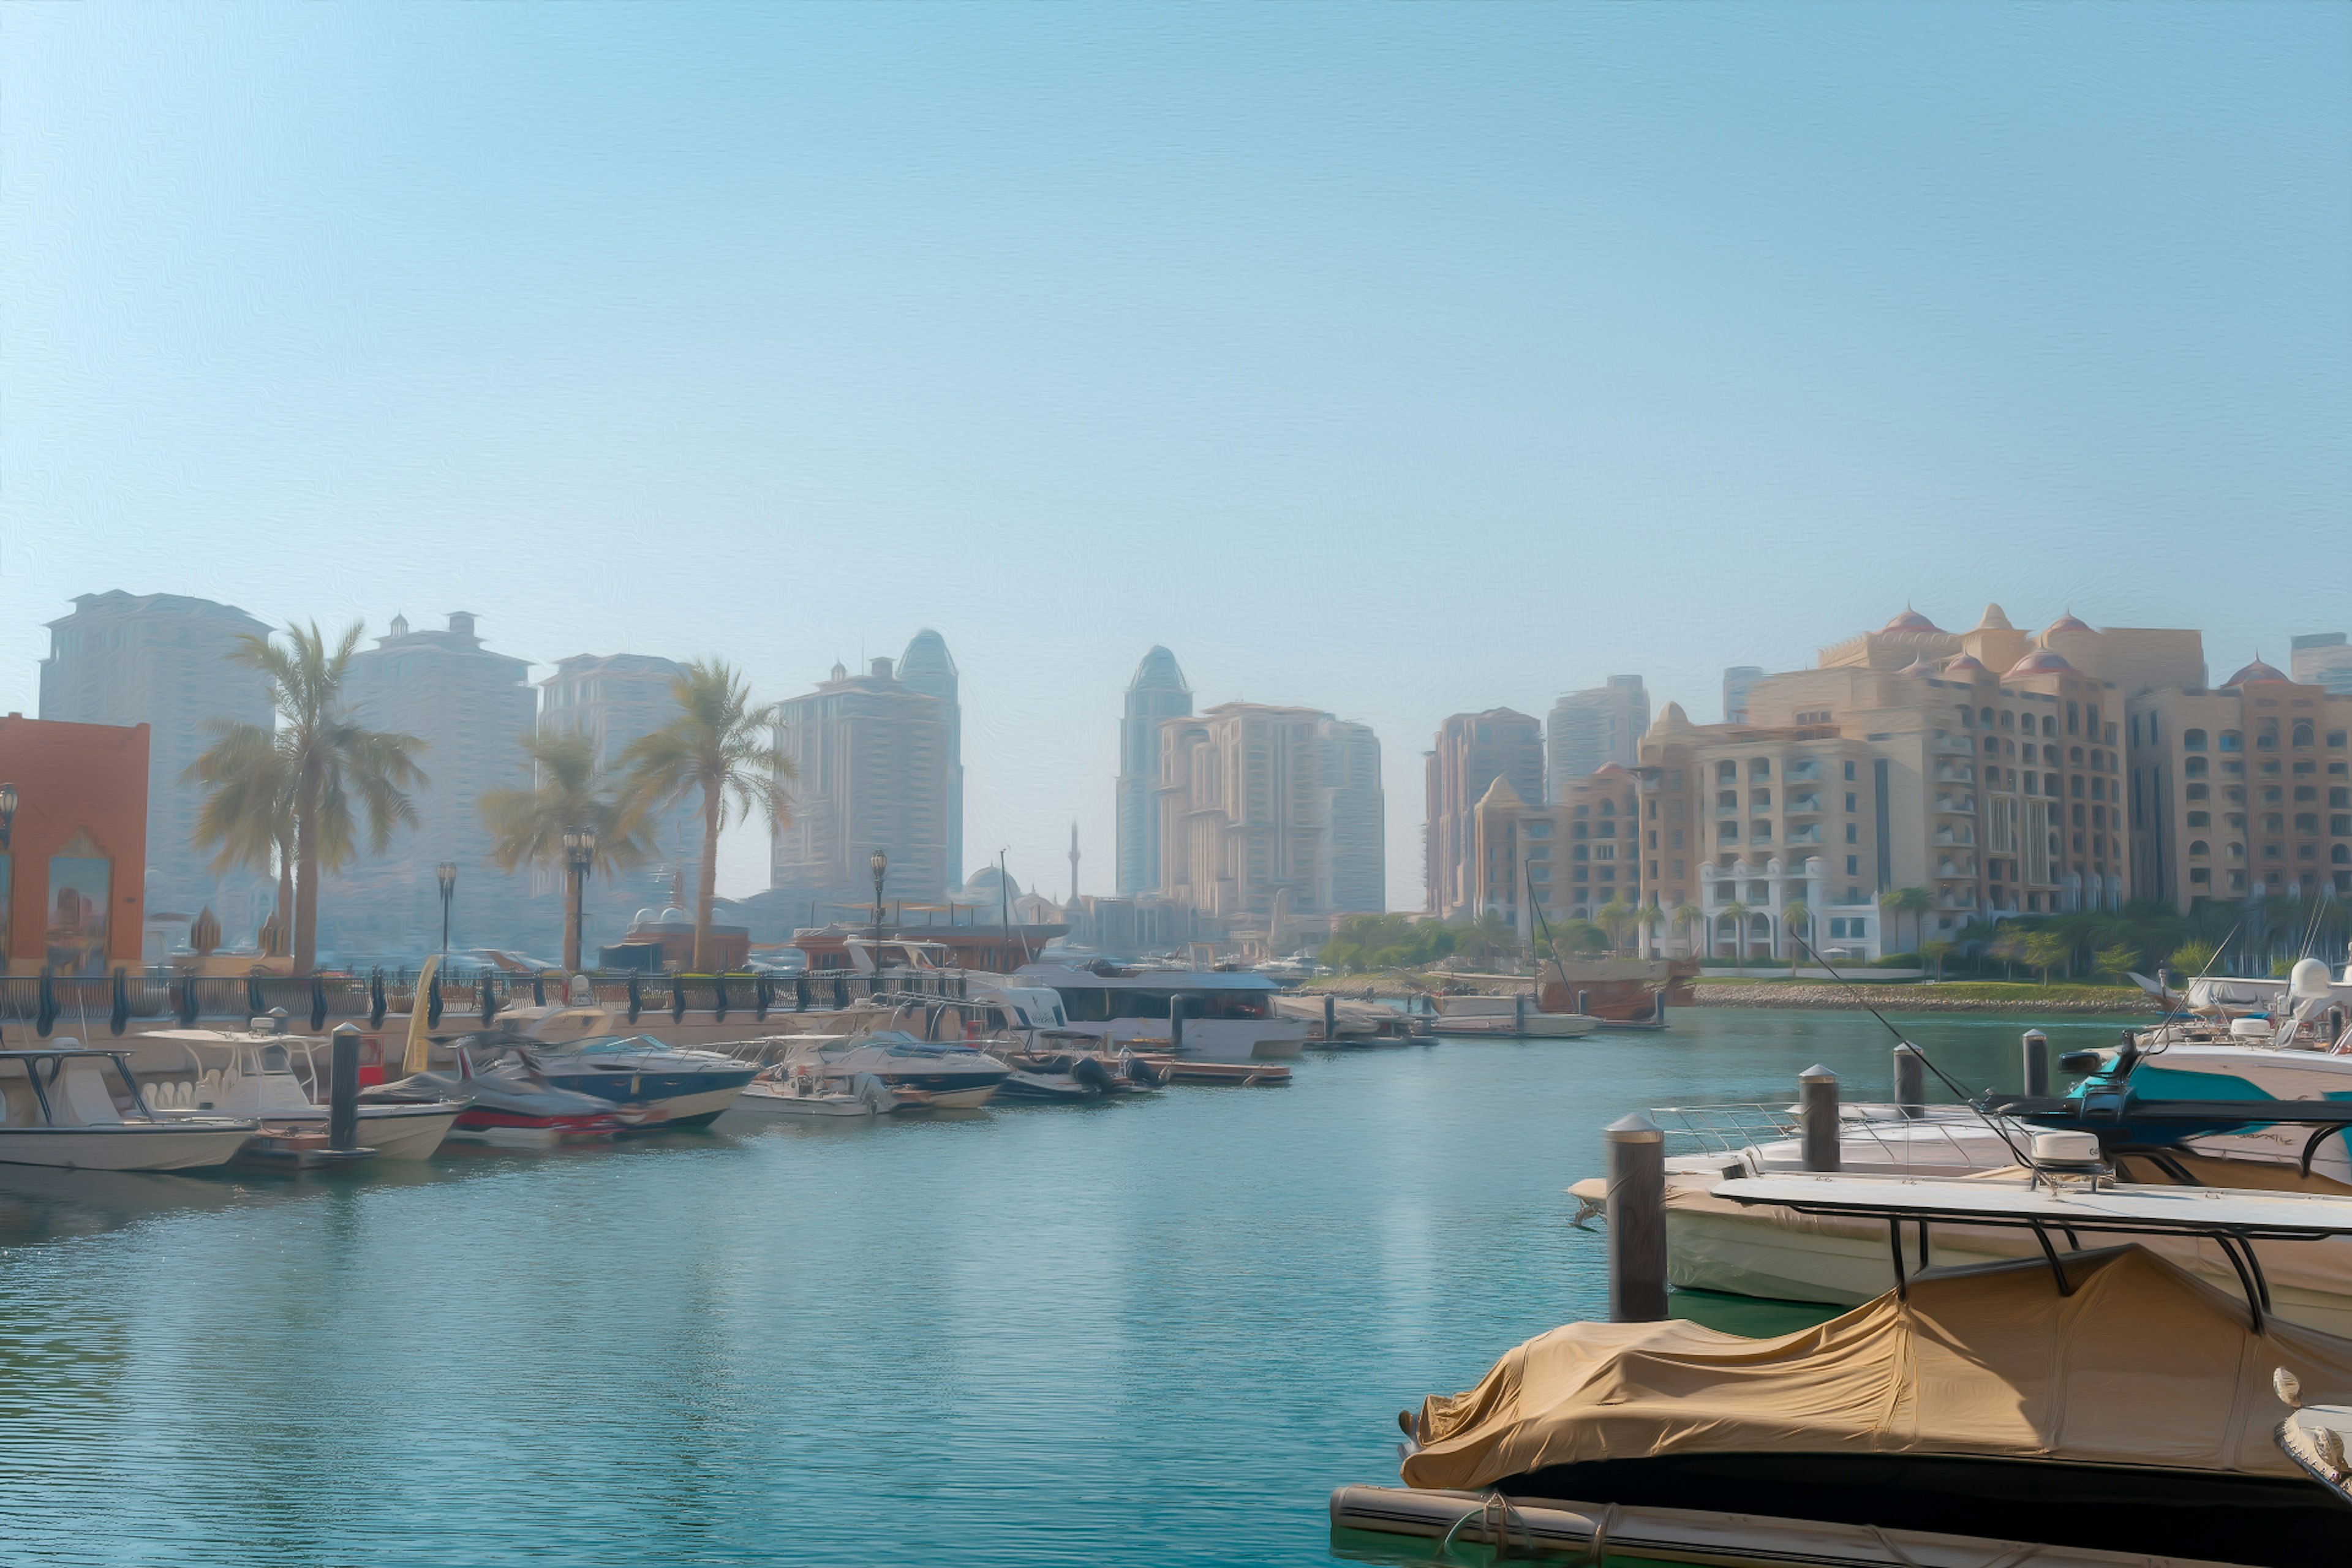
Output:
[[0, 1006, 2158, 1567]]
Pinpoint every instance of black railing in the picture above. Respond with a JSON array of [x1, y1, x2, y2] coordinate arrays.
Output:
[[0, 966, 971, 1038]]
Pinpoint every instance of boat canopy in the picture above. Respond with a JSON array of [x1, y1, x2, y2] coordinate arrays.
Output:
[[1401, 1245, 2352, 1494], [1013, 964, 1277, 994]]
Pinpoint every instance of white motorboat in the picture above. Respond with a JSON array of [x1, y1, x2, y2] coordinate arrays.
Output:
[[761, 1030, 1009, 1109], [1423, 994, 1597, 1038], [0, 1046, 255, 1170], [733, 1068, 899, 1118], [488, 1033, 755, 1128], [138, 1027, 464, 1161]]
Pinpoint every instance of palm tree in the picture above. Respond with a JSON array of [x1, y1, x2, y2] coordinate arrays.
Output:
[[481, 727, 655, 971], [1779, 899, 1811, 965], [1879, 886, 1931, 956], [620, 660, 794, 973], [1594, 895, 1633, 954], [1672, 902, 1704, 959], [2021, 930, 2070, 985], [1719, 900, 1751, 973], [190, 622, 426, 974], [2168, 938, 2218, 981], [184, 722, 296, 952]]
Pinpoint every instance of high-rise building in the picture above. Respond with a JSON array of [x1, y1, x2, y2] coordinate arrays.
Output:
[[535, 653, 703, 944], [1115, 647, 1191, 895], [328, 612, 537, 952], [1547, 675, 1648, 793], [1721, 666, 1765, 725], [2127, 658, 2352, 910], [1154, 702, 1383, 922], [771, 657, 954, 918], [38, 591, 274, 944], [2292, 635, 2352, 698], [1424, 708, 1542, 916], [896, 630, 963, 881]]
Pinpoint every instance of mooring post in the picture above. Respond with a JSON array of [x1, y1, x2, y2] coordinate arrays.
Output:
[[1893, 1044, 1924, 1117], [329, 1022, 361, 1152], [1514, 992, 1528, 1034], [1800, 1064, 1840, 1171], [1604, 1112, 1668, 1322], [2022, 1029, 2049, 1096], [1577, 989, 1590, 1016], [1323, 993, 1336, 1043]]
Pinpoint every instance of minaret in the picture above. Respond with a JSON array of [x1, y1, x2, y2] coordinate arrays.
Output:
[[1068, 823, 1080, 903]]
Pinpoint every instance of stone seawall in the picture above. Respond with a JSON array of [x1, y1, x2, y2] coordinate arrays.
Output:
[[1689, 983, 2152, 1015]]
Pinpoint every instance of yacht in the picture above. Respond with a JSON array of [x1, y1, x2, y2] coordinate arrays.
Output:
[[733, 1066, 899, 1118], [490, 1035, 755, 1128], [139, 1027, 464, 1161], [364, 1047, 630, 1147], [0, 1046, 255, 1170], [763, 1030, 1009, 1109], [1006, 963, 1308, 1063]]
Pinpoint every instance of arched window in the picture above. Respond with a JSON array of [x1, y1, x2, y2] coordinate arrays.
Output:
[[2228, 842, 2245, 860], [1599, 799, 1615, 816], [1717, 761, 1737, 782], [2188, 840, 2209, 858], [2293, 720, 2315, 747], [2042, 716, 2057, 737], [2258, 722, 2279, 750], [1999, 710, 2014, 730], [2184, 729, 2207, 751], [1980, 707, 1995, 725]]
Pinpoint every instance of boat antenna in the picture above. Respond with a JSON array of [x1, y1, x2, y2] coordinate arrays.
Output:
[[1784, 926, 2035, 1166]]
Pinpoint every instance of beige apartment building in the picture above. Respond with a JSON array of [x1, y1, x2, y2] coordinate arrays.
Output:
[[1467, 764, 1643, 934], [1466, 605, 2206, 960], [1424, 708, 1542, 918], [2127, 660, 2352, 910], [1156, 701, 1384, 922]]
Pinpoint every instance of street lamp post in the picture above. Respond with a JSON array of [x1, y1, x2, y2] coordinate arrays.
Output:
[[435, 862, 457, 960], [870, 848, 888, 945], [565, 828, 598, 974]]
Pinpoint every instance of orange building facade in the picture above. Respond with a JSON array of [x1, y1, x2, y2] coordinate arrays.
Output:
[[0, 715, 151, 975]]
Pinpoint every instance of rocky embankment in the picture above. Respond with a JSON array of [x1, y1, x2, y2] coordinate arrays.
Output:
[[1689, 982, 2150, 1014]]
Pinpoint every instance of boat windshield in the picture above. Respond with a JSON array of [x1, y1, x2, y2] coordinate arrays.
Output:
[[546, 1035, 679, 1057]]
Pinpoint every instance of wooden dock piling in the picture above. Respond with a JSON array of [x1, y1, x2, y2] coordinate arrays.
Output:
[[1604, 1111, 1667, 1322]]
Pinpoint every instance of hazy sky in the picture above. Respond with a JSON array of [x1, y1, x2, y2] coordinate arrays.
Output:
[[5, 4, 2347, 911]]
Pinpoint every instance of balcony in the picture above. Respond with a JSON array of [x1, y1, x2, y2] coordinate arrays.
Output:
[[1786, 763, 1823, 783], [1787, 794, 1823, 815], [1934, 793, 1977, 815], [1786, 827, 1823, 845], [1932, 827, 1976, 846], [1934, 763, 1976, 783], [1934, 734, 1974, 755]]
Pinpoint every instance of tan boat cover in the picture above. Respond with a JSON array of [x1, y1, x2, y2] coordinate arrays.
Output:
[[1403, 1243, 2352, 1491]]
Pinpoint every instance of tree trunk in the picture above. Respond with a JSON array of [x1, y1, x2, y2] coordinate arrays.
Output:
[[276, 832, 294, 957], [562, 866, 581, 975], [293, 772, 322, 976], [693, 778, 723, 973]]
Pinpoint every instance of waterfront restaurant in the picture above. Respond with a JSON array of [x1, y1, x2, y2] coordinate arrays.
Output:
[[0, 714, 151, 975]]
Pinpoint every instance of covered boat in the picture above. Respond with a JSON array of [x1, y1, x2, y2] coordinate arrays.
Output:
[[1400, 1246, 2352, 1567]]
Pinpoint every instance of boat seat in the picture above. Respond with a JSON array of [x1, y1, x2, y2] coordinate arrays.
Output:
[[57, 1062, 126, 1126]]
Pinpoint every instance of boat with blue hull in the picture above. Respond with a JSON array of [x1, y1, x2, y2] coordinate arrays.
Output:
[[496, 1035, 756, 1128]]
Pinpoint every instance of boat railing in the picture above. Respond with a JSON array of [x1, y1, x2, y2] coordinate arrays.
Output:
[[1648, 1101, 2005, 1168]]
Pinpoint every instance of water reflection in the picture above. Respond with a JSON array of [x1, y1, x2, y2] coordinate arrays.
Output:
[[0, 1007, 2141, 1566]]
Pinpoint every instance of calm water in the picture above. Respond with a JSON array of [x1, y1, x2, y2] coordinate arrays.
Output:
[[0, 1008, 2136, 1567]]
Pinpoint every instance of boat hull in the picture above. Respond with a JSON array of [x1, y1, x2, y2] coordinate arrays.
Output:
[[532, 1067, 755, 1128], [732, 1085, 883, 1118], [181, 1104, 461, 1161], [0, 1123, 255, 1171], [445, 1109, 622, 1148]]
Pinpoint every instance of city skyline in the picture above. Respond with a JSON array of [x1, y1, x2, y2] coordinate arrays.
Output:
[[5, 6, 2347, 912]]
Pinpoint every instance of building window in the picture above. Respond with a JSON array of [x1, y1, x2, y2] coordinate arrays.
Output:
[[2294, 721, 2316, 747], [2188, 840, 2209, 858], [1717, 761, 1736, 782], [1750, 759, 1771, 779], [2220, 731, 2242, 752], [1845, 855, 1859, 875]]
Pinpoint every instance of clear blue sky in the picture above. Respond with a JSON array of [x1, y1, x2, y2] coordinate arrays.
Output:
[[5, 4, 2346, 911]]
